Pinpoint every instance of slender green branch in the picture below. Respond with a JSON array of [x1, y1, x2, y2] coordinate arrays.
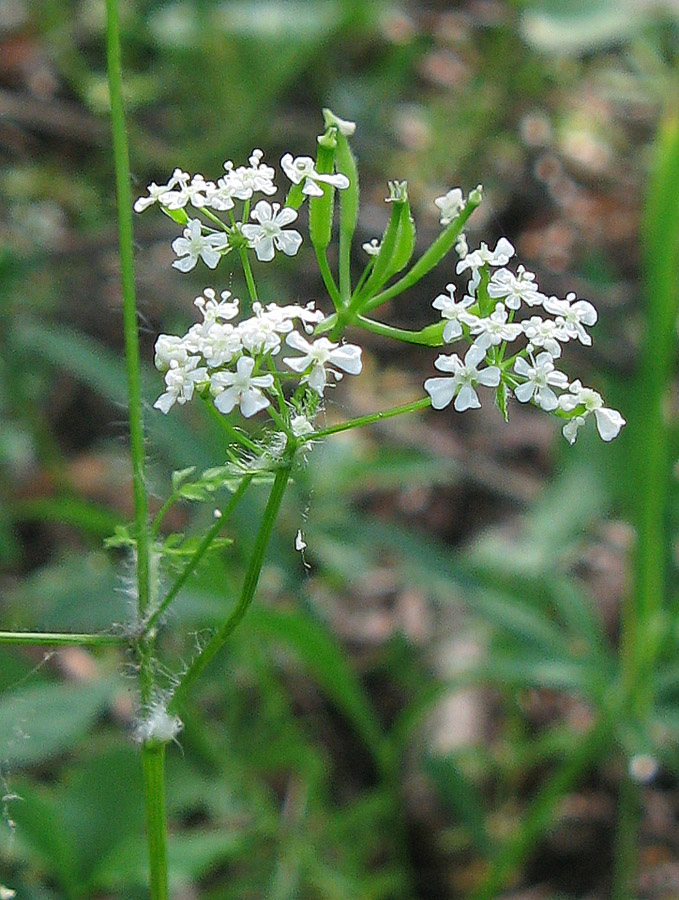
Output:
[[362, 197, 480, 314], [141, 744, 168, 900], [105, 0, 150, 634], [355, 315, 445, 346], [304, 397, 431, 442], [145, 475, 254, 634], [239, 248, 259, 310], [168, 463, 293, 714], [203, 396, 260, 453], [0, 631, 126, 646], [314, 247, 342, 309]]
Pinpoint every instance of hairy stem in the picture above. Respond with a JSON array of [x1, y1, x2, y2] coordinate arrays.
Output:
[[141, 744, 168, 900], [168, 463, 293, 714]]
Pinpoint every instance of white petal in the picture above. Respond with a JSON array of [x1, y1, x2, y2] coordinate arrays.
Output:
[[476, 365, 501, 387], [200, 248, 221, 269], [274, 207, 299, 227], [514, 356, 531, 377], [172, 255, 197, 272], [424, 376, 456, 409], [454, 384, 480, 411], [514, 381, 535, 403], [594, 407, 626, 441], [254, 237, 275, 262], [240, 389, 270, 418], [302, 179, 324, 197], [286, 331, 312, 352], [442, 320, 463, 342], [274, 230, 303, 256], [329, 344, 362, 374], [213, 387, 238, 414], [154, 391, 176, 413]]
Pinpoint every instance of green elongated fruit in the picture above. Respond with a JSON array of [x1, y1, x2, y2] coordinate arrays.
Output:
[[309, 131, 337, 251]]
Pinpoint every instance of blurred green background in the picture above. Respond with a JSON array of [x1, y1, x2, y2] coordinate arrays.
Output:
[[1, 1, 679, 898]]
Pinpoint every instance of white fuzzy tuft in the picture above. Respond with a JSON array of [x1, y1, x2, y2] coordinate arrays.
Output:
[[135, 701, 183, 745]]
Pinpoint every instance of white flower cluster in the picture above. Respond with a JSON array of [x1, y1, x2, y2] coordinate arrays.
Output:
[[134, 148, 349, 270], [153, 288, 362, 421], [424, 236, 625, 444]]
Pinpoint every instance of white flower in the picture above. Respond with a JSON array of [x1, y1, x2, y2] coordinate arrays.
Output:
[[283, 332, 362, 395], [172, 219, 229, 272], [160, 173, 216, 210], [154, 357, 208, 413], [154, 334, 190, 371], [291, 414, 314, 436], [210, 356, 274, 418], [434, 188, 464, 225], [522, 316, 568, 358], [558, 380, 625, 443], [280, 153, 349, 197], [241, 201, 303, 262], [424, 344, 501, 412], [134, 168, 189, 213], [543, 292, 598, 345], [324, 110, 356, 135], [513, 352, 569, 411], [201, 323, 242, 367], [469, 302, 523, 350], [431, 283, 476, 343], [455, 232, 469, 258], [226, 149, 277, 199], [194, 288, 239, 325], [456, 237, 515, 274], [363, 238, 382, 256], [488, 265, 546, 309]]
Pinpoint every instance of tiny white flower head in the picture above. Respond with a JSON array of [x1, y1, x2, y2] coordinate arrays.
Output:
[[470, 302, 523, 351], [134, 168, 189, 213], [284, 332, 362, 396], [424, 343, 501, 412], [455, 232, 469, 258], [0, 886, 16, 899], [211, 356, 274, 418], [228, 149, 277, 199], [456, 237, 515, 274], [154, 334, 189, 372], [172, 219, 229, 272], [363, 238, 382, 257], [280, 153, 349, 197], [513, 351, 569, 411], [434, 188, 465, 226], [241, 201, 303, 262], [431, 283, 476, 343], [194, 288, 240, 325], [488, 265, 546, 310], [154, 357, 208, 414], [559, 380, 625, 443], [543, 292, 598, 345], [522, 316, 568, 358]]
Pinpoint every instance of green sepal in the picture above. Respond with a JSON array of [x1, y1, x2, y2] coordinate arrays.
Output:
[[171, 466, 196, 491], [309, 131, 338, 251], [104, 523, 137, 549], [161, 206, 189, 226], [354, 184, 414, 308], [495, 381, 509, 422], [284, 182, 305, 211], [389, 201, 416, 278]]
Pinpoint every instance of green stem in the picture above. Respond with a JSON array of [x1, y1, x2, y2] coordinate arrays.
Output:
[[355, 315, 445, 346], [141, 744, 168, 900], [315, 247, 342, 309], [362, 196, 480, 314], [105, 0, 150, 631], [611, 772, 639, 900], [305, 397, 431, 441], [0, 631, 126, 646], [168, 463, 293, 714], [145, 475, 254, 635], [239, 249, 259, 310], [105, 6, 166, 900], [204, 397, 260, 453]]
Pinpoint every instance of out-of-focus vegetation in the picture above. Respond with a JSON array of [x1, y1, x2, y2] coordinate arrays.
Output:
[[2, 1, 679, 898]]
